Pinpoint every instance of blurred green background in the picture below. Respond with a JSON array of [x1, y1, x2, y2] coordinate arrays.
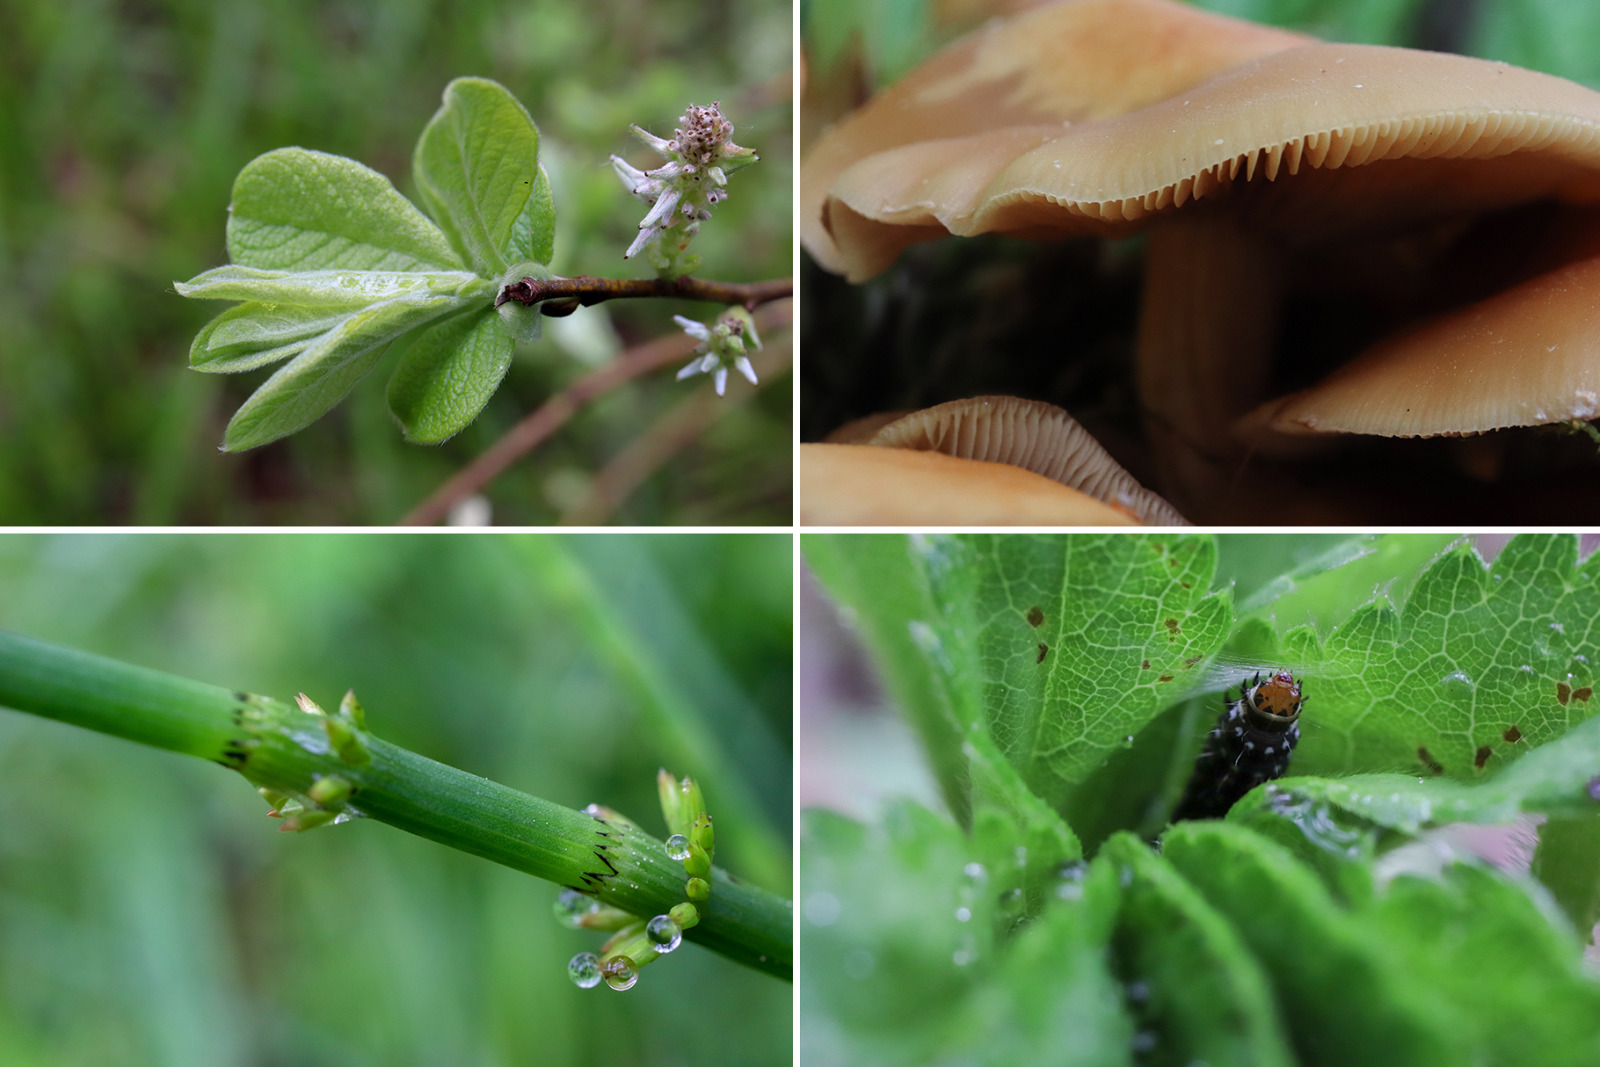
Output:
[[802, 0, 1600, 96], [0, 0, 792, 525], [0, 533, 793, 1066]]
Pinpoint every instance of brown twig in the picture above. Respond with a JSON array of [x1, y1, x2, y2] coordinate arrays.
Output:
[[494, 274, 792, 313], [398, 302, 792, 526]]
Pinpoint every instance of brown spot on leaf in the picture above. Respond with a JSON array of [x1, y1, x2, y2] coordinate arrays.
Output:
[[1474, 746, 1492, 769], [1037, 643, 1048, 664], [1558, 682, 1572, 705], [1158, 674, 1174, 683], [1141, 660, 1151, 670], [1577, 687, 1592, 703], [1418, 747, 1444, 776], [1026, 606, 1044, 628], [1181, 581, 1192, 589], [1504, 726, 1523, 743]]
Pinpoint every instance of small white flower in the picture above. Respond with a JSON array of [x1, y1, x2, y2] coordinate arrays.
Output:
[[674, 307, 762, 397], [613, 101, 758, 268]]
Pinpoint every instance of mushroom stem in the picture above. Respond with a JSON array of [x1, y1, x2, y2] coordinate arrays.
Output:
[[1137, 213, 1283, 519]]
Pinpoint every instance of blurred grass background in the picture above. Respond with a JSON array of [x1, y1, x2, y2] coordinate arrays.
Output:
[[0, 0, 792, 525], [0, 533, 792, 1066]]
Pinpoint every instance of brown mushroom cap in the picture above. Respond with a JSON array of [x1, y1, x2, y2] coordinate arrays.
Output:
[[801, 443, 1140, 526], [824, 42, 1600, 270], [864, 395, 1187, 524], [1244, 253, 1600, 438], [803, 0, 1310, 275]]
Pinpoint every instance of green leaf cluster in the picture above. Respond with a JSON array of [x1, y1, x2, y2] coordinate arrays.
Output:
[[803, 533, 1600, 1066], [176, 78, 555, 450]]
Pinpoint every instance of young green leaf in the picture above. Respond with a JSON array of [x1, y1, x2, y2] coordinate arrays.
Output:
[[507, 163, 556, 266], [175, 265, 487, 307], [221, 297, 459, 451], [386, 308, 515, 443], [1100, 832, 1296, 1067], [1161, 820, 1466, 1067], [188, 303, 357, 374], [225, 147, 464, 271], [412, 77, 541, 277]]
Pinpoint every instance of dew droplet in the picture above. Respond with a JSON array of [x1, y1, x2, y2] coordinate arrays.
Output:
[[601, 955, 638, 991], [554, 887, 601, 928], [1126, 979, 1150, 1003], [962, 861, 988, 884], [998, 888, 1025, 916], [1439, 671, 1475, 702], [955, 906, 972, 923], [665, 834, 692, 860], [646, 914, 683, 953], [568, 952, 602, 989]]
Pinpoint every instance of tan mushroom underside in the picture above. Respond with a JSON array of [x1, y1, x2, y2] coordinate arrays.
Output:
[[803, 0, 1310, 273], [824, 42, 1600, 279], [1245, 254, 1600, 438], [864, 396, 1187, 524], [801, 444, 1139, 526]]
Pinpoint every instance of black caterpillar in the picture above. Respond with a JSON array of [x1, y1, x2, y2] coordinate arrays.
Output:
[[1172, 670, 1304, 822]]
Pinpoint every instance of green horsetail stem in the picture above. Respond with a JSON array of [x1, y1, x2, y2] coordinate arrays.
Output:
[[0, 630, 790, 980]]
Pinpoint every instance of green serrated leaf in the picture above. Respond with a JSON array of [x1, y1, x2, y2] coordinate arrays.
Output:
[[805, 534, 1232, 829], [800, 804, 997, 1063], [1534, 814, 1600, 936], [221, 297, 453, 451], [1162, 820, 1465, 1067], [948, 534, 1230, 813], [413, 77, 541, 277], [175, 265, 489, 309], [225, 147, 463, 271], [964, 856, 1133, 1067], [1282, 534, 1600, 777], [1226, 533, 1459, 624], [188, 303, 355, 374], [1234, 708, 1600, 836], [1364, 862, 1600, 1067], [1100, 832, 1296, 1067], [385, 307, 514, 444], [802, 802, 1128, 1066], [507, 163, 556, 265]]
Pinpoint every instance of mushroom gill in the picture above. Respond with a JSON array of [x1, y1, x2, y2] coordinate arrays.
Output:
[[804, 396, 1188, 526], [803, 0, 1311, 275]]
